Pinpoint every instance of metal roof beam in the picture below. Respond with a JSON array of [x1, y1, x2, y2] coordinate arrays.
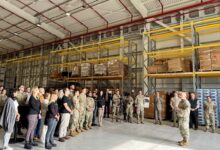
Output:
[[0, 0, 66, 39], [130, 0, 192, 42]]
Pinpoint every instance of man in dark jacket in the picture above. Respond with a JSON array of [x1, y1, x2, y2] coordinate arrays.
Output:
[[104, 89, 112, 118], [189, 93, 199, 130]]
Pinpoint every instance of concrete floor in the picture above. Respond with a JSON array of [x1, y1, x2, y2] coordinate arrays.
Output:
[[0, 119, 219, 150]]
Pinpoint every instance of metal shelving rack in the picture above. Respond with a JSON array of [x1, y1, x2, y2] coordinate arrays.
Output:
[[49, 32, 137, 92], [4, 54, 48, 88], [143, 16, 220, 95]]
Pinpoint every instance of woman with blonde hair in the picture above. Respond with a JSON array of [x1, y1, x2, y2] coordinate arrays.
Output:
[[45, 92, 59, 149], [24, 86, 41, 149]]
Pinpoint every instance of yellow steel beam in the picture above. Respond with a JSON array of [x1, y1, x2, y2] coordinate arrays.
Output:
[[196, 71, 220, 77], [50, 56, 128, 67], [144, 47, 194, 55], [196, 23, 220, 32], [149, 29, 191, 39], [144, 16, 220, 35], [50, 37, 124, 54], [145, 72, 194, 78], [58, 41, 129, 56]]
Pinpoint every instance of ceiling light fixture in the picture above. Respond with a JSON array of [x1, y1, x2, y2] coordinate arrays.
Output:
[[14, 32, 18, 35], [66, 12, 70, 16], [37, 23, 41, 27]]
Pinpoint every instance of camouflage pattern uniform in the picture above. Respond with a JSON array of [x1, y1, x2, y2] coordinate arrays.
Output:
[[85, 97, 95, 129]]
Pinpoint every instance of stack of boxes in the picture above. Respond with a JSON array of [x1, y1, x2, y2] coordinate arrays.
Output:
[[198, 46, 220, 71], [108, 59, 128, 76], [167, 58, 192, 72], [211, 47, 220, 70], [81, 63, 92, 77], [196, 89, 219, 127], [198, 48, 212, 71], [147, 60, 168, 74], [94, 63, 107, 76]]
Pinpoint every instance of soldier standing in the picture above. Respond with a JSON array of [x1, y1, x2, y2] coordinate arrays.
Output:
[[79, 88, 87, 132], [125, 93, 134, 123], [70, 90, 80, 136], [16, 85, 27, 135], [177, 92, 191, 147], [170, 92, 181, 127], [135, 91, 145, 124], [0, 89, 7, 113], [204, 96, 216, 133], [16, 85, 27, 106], [154, 92, 163, 125], [112, 90, 121, 122], [85, 91, 95, 130]]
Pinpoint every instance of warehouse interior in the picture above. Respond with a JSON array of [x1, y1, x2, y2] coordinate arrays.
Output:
[[0, 0, 220, 150]]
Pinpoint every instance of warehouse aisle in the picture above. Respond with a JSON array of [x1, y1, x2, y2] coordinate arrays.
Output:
[[0, 119, 219, 150]]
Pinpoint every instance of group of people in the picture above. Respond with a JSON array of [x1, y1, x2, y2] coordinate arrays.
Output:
[[0, 85, 217, 149], [169, 91, 217, 147], [0, 85, 147, 150]]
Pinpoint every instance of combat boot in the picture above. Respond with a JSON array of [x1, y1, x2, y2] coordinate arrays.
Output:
[[85, 127, 89, 130], [178, 139, 184, 144], [89, 126, 92, 129], [212, 128, 215, 133], [179, 138, 189, 147], [70, 130, 77, 137], [76, 128, 81, 134]]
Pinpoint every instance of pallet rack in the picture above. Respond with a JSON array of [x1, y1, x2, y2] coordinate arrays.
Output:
[[143, 16, 220, 94], [49, 35, 137, 93]]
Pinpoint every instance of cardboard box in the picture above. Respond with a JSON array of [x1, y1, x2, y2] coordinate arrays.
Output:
[[168, 58, 191, 72], [108, 59, 128, 76], [147, 64, 168, 74], [81, 63, 92, 77], [94, 63, 107, 76]]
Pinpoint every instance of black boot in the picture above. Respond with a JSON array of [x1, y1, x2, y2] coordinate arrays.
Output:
[[30, 140, 38, 146], [45, 143, 52, 149], [24, 141, 32, 149]]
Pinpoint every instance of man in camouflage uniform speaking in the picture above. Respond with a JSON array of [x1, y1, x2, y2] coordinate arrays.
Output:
[[177, 92, 191, 147]]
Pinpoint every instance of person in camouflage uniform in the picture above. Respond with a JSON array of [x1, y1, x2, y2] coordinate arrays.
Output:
[[177, 92, 191, 147], [70, 90, 80, 136], [79, 88, 87, 132], [135, 91, 145, 124], [85, 91, 95, 130], [112, 90, 121, 122], [0, 89, 7, 113], [204, 96, 216, 133], [125, 93, 134, 123]]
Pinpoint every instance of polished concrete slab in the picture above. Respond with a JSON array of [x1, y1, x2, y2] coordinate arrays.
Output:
[[0, 119, 219, 150]]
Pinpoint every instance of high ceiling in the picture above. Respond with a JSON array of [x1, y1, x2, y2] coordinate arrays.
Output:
[[0, 0, 214, 54]]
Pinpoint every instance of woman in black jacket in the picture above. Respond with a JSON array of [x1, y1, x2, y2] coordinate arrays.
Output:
[[97, 90, 105, 127], [45, 92, 60, 149], [24, 87, 41, 149]]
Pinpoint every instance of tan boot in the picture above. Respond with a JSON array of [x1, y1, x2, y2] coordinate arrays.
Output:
[[89, 126, 92, 129], [179, 138, 189, 147], [76, 128, 81, 134], [178, 139, 184, 144], [70, 131, 77, 137]]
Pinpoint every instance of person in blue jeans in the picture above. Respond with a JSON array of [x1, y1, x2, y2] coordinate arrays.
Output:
[[45, 92, 60, 149]]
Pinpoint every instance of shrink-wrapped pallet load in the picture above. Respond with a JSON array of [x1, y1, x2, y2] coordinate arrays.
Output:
[[107, 59, 128, 76], [81, 63, 92, 77], [94, 63, 107, 76]]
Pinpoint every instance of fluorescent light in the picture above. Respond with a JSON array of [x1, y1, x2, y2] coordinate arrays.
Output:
[[66, 12, 70, 16], [14, 32, 18, 35], [37, 23, 41, 27]]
